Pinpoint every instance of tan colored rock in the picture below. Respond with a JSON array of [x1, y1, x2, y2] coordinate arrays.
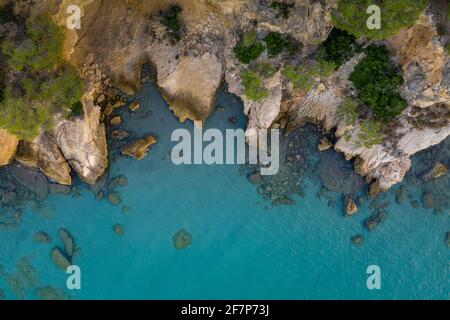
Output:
[[0, 129, 19, 166], [110, 116, 122, 126], [318, 137, 332, 151], [121, 135, 157, 160], [345, 198, 358, 216], [424, 163, 448, 180], [15, 134, 72, 185], [128, 101, 141, 112]]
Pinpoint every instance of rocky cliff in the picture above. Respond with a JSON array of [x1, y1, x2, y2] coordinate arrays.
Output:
[[1, 0, 449, 194]]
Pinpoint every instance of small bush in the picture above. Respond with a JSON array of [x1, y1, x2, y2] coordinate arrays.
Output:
[[242, 69, 270, 101], [252, 62, 277, 78], [263, 32, 301, 57], [234, 31, 265, 64], [270, 1, 294, 19], [349, 45, 407, 121], [161, 5, 183, 41], [71, 101, 84, 117], [317, 28, 360, 68], [283, 60, 335, 92], [337, 97, 360, 125], [356, 119, 383, 148], [332, 0, 428, 40]]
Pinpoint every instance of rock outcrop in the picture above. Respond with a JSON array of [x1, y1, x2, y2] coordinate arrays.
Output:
[[0, 129, 19, 166]]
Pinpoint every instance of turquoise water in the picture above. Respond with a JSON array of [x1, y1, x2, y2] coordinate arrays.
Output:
[[0, 80, 449, 300]]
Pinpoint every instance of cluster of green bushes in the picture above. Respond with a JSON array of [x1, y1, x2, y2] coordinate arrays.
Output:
[[356, 119, 383, 148], [161, 5, 183, 42], [270, 1, 294, 19], [283, 59, 335, 92], [234, 31, 300, 64], [233, 31, 266, 64], [349, 45, 407, 121], [337, 97, 360, 126], [332, 0, 428, 40], [241, 61, 280, 101], [0, 14, 85, 140], [317, 28, 360, 69]]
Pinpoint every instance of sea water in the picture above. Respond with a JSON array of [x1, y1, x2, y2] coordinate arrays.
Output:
[[0, 80, 448, 300]]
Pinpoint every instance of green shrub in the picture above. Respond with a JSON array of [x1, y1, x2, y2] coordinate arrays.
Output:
[[0, 14, 86, 140], [252, 62, 277, 78], [357, 119, 383, 148], [2, 14, 64, 71], [332, 0, 428, 40], [349, 45, 407, 121], [283, 60, 335, 92], [317, 28, 360, 68], [263, 32, 301, 57], [161, 5, 183, 41], [242, 69, 270, 101], [0, 90, 51, 141], [337, 97, 360, 125], [234, 31, 265, 64], [270, 1, 294, 19], [71, 101, 84, 117], [0, 71, 4, 103]]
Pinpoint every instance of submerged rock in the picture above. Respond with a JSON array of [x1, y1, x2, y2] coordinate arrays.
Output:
[[111, 129, 130, 140], [110, 116, 122, 126], [365, 210, 389, 231], [445, 232, 450, 248], [36, 286, 71, 300], [351, 235, 364, 246], [122, 206, 132, 214], [107, 191, 121, 206], [113, 224, 125, 236], [121, 135, 157, 160], [58, 229, 75, 257], [424, 163, 448, 180], [345, 198, 358, 216], [173, 229, 192, 250], [0, 288, 5, 300], [34, 231, 52, 244], [395, 186, 409, 204], [50, 248, 70, 271], [423, 192, 435, 209]]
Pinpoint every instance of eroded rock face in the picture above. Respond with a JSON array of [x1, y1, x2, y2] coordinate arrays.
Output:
[[55, 99, 108, 185], [15, 133, 72, 186], [0, 129, 19, 167]]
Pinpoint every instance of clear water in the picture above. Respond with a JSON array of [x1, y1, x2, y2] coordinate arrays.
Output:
[[0, 80, 449, 300]]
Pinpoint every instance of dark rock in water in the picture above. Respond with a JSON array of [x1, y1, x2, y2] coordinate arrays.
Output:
[[71, 247, 82, 264], [36, 286, 71, 300], [406, 175, 418, 187], [34, 231, 52, 244], [50, 248, 70, 271], [16, 257, 39, 288], [411, 200, 420, 208], [6, 164, 49, 200], [58, 229, 75, 257], [445, 232, 450, 248], [395, 186, 409, 205], [1, 191, 17, 204], [318, 151, 364, 196], [228, 116, 238, 124], [364, 210, 388, 231], [111, 129, 130, 140], [107, 191, 121, 206], [113, 224, 125, 236], [272, 197, 296, 207], [216, 106, 225, 112], [48, 184, 71, 195], [96, 191, 105, 201], [0, 288, 5, 300], [249, 173, 262, 185], [6, 276, 25, 299], [173, 229, 192, 249], [122, 206, 132, 214], [351, 235, 364, 246], [423, 192, 435, 209], [118, 175, 128, 187]]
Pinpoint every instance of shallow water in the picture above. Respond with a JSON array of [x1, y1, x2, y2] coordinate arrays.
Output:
[[0, 80, 449, 300]]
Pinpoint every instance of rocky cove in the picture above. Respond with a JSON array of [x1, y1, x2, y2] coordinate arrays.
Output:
[[0, 0, 449, 299]]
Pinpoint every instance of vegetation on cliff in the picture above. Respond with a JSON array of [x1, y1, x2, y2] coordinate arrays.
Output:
[[332, 0, 428, 40], [263, 32, 300, 57], [242, 69, 270, 101], [0, 14, 85, 140], [270, 1, 294, 19], [349, 45, 407, 121], [160, 5, 183, 42], [233, 31, 265, 64], [317, 28, 360, 69], [283, 60, 335, 92]]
